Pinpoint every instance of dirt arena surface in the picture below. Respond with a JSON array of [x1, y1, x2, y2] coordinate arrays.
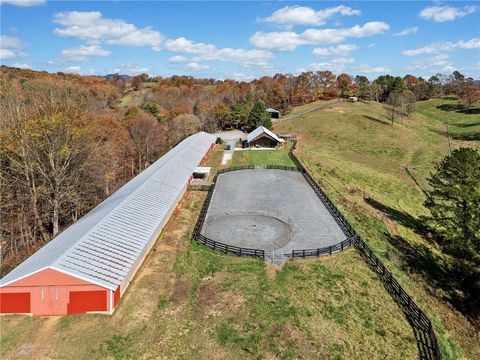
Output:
[[201, 169, 346, 256]]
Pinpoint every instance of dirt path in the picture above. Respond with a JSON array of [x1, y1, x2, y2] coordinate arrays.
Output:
[[13, 316, 59, 359]]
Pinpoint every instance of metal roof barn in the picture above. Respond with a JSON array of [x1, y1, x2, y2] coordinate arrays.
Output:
[[247, 126, 285, 148], [0, 132, 215, 316]]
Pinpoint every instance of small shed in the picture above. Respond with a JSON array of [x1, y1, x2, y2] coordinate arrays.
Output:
[[266, 108, 280, 119], [348, 96, 358, 102], [247, 126, 284, 148]]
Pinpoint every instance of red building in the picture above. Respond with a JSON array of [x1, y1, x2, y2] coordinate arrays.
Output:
[[0, 132, 215, 316]]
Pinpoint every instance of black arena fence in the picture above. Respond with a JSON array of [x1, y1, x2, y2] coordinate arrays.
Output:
[[192, 173, 265, 259], [287, 237, 353, 259], [288, 140, 442, 360]]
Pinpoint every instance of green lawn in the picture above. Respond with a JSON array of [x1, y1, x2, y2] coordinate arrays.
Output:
[[230, 145, 295, 167]]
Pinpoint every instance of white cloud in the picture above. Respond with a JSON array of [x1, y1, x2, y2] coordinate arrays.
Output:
[[0, 0, 45, 6], [241, 60, 274, 71], [263, 5, 360, 27], [64, 65, 96, 75], [185, 62, 210, 71], [313, 44, 358, 57], [394, 26, 418, 36], [307, 57, 355, 72], [166, 36, 274, 68], [419, 5, 476, 22], [12, 62, 30, 68], [368, 43, 376, 48], [0, 49, 15, 59], [250, 21, 389, 51], [53, 11, 164, 51], [229, 73, 255, 82], [112, 63, 149, 76], [0, 35, 25, 59], [165, 37, 216, 54], [403, 38, 480, 56], [407, 54, 456, 72], [168, 55, 188, 63], [353, 65, 391, 73], [60, 45, 110, 61]]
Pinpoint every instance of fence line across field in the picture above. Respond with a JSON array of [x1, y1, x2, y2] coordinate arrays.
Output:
[[288, 140, 441, 360]]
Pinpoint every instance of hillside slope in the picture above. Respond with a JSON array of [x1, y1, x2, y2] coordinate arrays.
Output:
[[275, 98, 480, 359]]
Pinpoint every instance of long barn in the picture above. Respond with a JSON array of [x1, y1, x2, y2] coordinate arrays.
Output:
[[0, 132, 215, 316]]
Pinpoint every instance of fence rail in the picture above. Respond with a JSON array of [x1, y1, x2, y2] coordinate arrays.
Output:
[[287, 237, 353, 259], [273, 99, 340, 123], [288, 140, 442, 360]]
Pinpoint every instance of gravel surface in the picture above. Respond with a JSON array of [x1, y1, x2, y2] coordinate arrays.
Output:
[[201, 169, 347, 253]]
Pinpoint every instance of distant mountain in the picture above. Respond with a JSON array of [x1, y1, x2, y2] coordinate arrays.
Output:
[[104, 74, 132, 81]]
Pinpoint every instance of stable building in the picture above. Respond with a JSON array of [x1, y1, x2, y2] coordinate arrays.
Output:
[[0, 132, 215, 316], [247, 126, 284, 148], [266, 108, 280, 119]]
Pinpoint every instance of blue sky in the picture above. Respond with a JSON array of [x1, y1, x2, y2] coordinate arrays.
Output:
[[1, 1, 479, 80]]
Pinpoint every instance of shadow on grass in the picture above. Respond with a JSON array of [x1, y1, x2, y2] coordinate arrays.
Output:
[[362, 115, 391, 126], [365, 198, 428, 236], [436, 103, 480, 115], [365, 197, 480, 326], [431, 128, 480, 142]]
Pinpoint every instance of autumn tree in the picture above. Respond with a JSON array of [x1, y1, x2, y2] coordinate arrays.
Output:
[[131, 75, 143, 91], [125, 110, 166, 170], [168, 114, 202, 147], [461, 81, 480, 109], [336, 73, 353, 98]]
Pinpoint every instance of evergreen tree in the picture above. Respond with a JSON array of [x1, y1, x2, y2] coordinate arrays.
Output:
[[248, 101, 270, 129], [424, 148, 480, 313]]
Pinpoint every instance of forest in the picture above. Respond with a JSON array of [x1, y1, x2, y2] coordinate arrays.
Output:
[[0, 65, 478, 275]]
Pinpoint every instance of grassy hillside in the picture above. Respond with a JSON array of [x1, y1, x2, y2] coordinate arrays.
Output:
[[274, 98, 479, 359]]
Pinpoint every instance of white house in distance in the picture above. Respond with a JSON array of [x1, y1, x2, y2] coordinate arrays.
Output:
[[247, 126, 285, 148]]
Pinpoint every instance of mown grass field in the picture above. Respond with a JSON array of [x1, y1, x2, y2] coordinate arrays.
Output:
[[1, 98, 478, 360], [230, 145, 294, 167], [275, 97, 480, 359]]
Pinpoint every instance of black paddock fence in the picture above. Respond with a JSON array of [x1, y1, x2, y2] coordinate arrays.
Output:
[[288, 140, 442, 360], [193, 164, 352, 261]]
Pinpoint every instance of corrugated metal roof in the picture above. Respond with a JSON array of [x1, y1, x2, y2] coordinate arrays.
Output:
[[247, 126, 284, 143], [0, 132, 216, 290]]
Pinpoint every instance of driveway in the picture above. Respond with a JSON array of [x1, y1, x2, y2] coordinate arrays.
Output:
[[212, 130, 246, 165], [221, 140, 236, 165]]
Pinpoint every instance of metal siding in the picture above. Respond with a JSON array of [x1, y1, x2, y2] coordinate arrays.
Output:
[[1, 132, 216, 291]]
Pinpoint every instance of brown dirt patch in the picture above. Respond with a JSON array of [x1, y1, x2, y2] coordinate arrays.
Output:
[[266, 262, 282, 280]]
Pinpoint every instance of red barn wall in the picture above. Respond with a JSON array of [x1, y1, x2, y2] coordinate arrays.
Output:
[[0, 268, 110, 316]]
